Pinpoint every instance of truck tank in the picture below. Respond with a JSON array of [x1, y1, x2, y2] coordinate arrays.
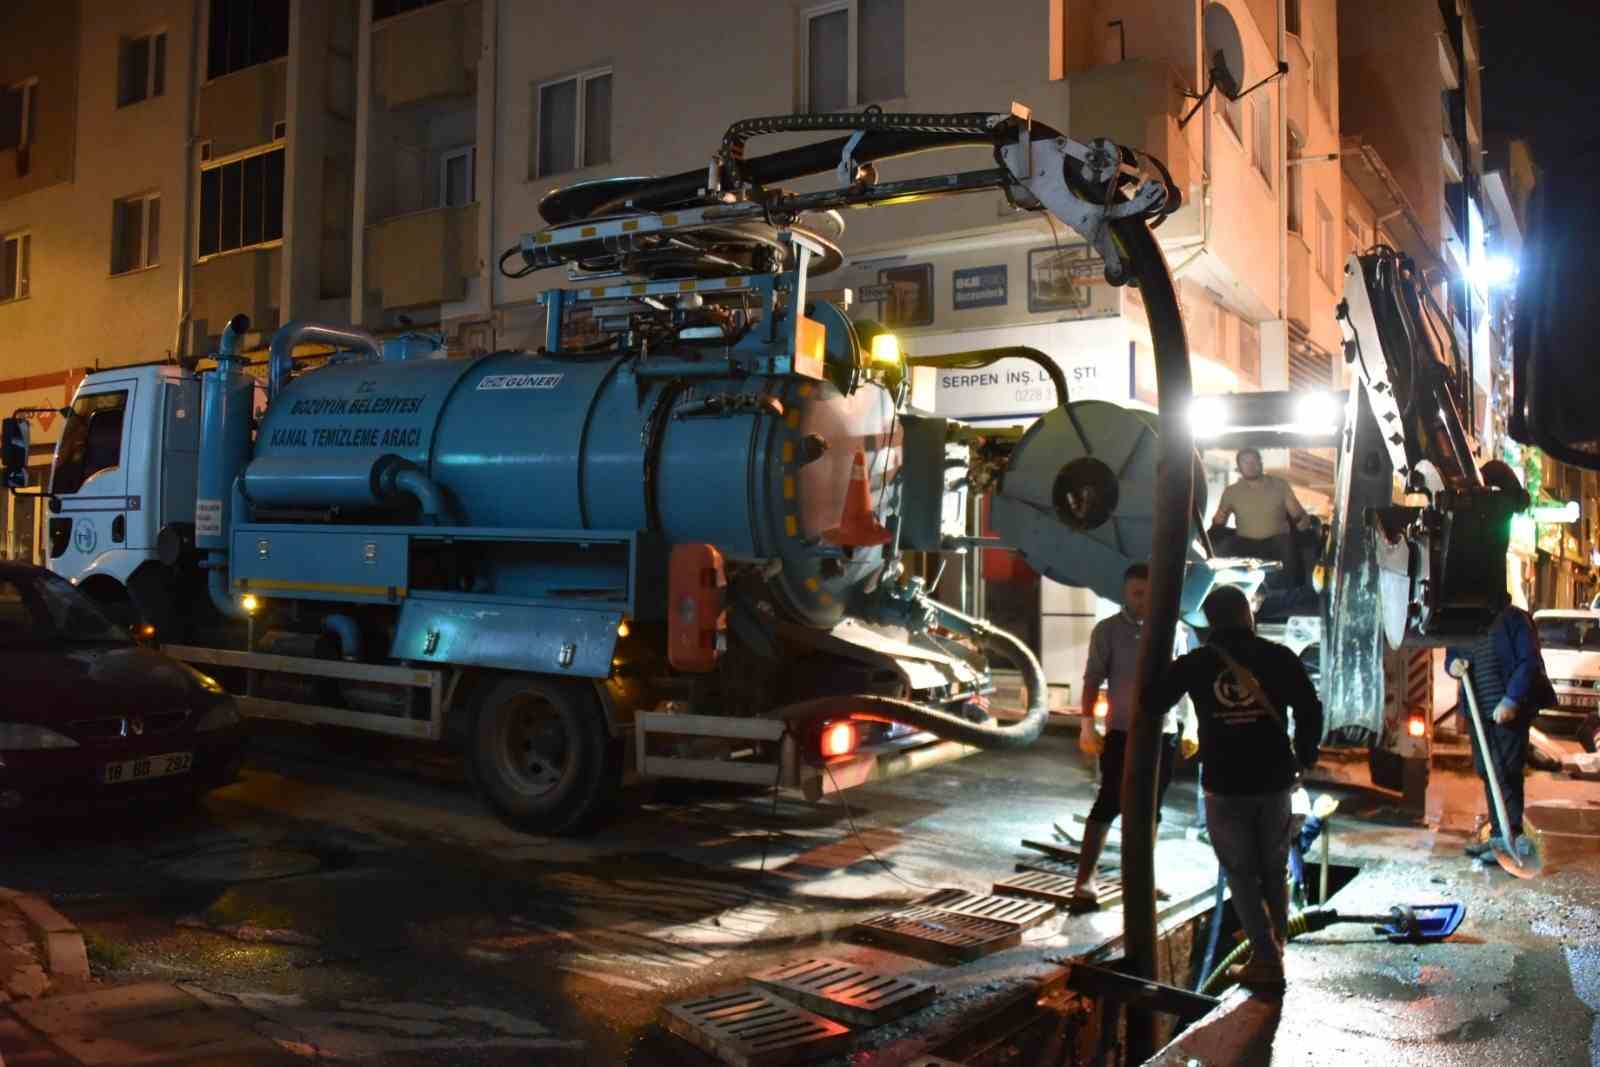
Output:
[[243, 346, 899, 629]]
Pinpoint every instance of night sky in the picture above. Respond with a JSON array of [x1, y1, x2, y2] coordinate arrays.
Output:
[[1476, 0, 1600, 169]]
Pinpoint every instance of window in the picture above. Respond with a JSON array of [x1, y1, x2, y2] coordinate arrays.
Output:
[[440, 146, 475, 208], [1251, 99, 1273, 184], [373, 0, 445, 18], [1345, 210, 1368, 256], [198, 147, 284, 258], [119, 33, 167, 107], [1285, 0, 1301, 36], [535, 68, 611, 178], [1315, 194, 1334, 282], [207, 0, 289, 81], [1, 233, 28, 302], [804, 0, 905, 112], [877, 263, 933, 327], [1286, 128, 1303, 233], [0, 79, 38, 150], [51, 391, 128, 496], [112, 194, 161, 274]]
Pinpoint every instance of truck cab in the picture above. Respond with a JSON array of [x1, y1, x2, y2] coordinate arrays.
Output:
[[45, 363, 255, 630]]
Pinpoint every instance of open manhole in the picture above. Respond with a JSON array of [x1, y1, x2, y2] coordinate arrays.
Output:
[[163, 847, 323, 883]]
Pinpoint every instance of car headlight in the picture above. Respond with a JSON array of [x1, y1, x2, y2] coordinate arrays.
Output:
[[194, 702, 242, 733], [0, 723, 80, 750]]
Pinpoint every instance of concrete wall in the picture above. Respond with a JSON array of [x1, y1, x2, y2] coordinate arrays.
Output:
[[0, 0, 194, 376]]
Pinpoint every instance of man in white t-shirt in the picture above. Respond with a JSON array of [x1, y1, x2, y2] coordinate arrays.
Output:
[[1209, 448, 1312, 583]]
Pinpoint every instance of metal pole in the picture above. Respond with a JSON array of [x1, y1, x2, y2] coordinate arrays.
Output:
[[1319, 818, 1331, 903], [1458, 668, 1518, 863], [1113, 217, 1195, 1064]]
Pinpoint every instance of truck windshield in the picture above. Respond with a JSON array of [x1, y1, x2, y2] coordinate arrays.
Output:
[[50, 390, 127, 496], [1536, 616, 1600, 651], [0, 574, 128, 646]]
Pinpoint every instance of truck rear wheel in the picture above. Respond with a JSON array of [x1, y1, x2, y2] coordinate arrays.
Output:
[[469, 676, 619, 835]]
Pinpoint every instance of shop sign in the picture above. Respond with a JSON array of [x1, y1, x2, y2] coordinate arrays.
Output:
[[952, 265, 1007, 311]]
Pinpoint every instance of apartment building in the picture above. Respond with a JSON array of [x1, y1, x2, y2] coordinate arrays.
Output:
[[0, 0, 1344, 688], [1339, 0, 1492, 444]]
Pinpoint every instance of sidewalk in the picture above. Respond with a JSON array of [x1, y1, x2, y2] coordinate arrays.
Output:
[[0, 890, 301, 1067], [1150, 807, 1600, 1065]]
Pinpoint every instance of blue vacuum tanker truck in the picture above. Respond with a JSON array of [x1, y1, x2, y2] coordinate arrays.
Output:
[[3, 109, 1208, 832]]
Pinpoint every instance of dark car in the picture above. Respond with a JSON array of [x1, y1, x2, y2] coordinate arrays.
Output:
[[0, 562, 245, 816]]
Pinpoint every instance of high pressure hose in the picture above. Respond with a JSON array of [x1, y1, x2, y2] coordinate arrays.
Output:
[[763, 607, 1049, 750]]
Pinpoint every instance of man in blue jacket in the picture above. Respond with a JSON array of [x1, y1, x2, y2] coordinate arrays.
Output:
[[1447, 603, 1554, 862]]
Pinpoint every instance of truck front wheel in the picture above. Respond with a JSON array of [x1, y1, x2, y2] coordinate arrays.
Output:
[[469, 676, 620, 835]]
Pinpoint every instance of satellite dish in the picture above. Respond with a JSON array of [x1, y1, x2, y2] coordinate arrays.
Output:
[[1202, 2, 1246, 101]]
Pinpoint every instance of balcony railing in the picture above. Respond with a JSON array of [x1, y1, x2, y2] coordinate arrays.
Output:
[[366, 202, 479, 309]]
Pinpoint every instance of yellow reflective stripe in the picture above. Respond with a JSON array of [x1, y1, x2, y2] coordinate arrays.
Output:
[[236, 579, 405, 598]]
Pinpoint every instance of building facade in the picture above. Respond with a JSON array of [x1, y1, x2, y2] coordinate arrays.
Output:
[[2, 0, 1366, 691]]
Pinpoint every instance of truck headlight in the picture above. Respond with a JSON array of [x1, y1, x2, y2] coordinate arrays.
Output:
[[194, 703, 242, 733], [0, 723, 80, 750]]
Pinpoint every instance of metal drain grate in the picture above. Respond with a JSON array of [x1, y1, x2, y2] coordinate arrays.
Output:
[[749, 958, 936, 1025], [852, 906, 1021, 962], [917, 889, 1057, 930], [662, 988, 851, 1067], [994, 870, 1122, 909]]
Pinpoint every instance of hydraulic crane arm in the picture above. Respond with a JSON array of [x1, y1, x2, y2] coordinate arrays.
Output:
[[1333, 246, 1527, 654]]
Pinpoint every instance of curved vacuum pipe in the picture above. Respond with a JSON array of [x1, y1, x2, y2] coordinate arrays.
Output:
[[322, 614, 362, 661], [206, 551, 249, 620], [269, 321, 383, 398], [765, 609, 1048, 750], [1109, 215, 1195, 1062]]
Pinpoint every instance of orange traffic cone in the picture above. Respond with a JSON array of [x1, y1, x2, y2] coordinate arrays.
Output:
[[824, 450, 893, 547]]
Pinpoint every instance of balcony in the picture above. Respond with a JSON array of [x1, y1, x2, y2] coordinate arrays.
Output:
[[365, 202, 478, 309], [191, 246, 283, 346], [372, 0, 481, 109], [198, 61, 288, 160]]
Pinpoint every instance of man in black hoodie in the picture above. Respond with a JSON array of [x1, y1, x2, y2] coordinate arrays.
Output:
[[1150, 585, 1323, 994]]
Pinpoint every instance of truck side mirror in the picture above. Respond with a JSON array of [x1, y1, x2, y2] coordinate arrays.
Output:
[[1, 417, 29, 489], [1511, 143, 1600, 470]]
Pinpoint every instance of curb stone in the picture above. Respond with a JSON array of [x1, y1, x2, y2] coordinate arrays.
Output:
[[0, 890, 90, 985]]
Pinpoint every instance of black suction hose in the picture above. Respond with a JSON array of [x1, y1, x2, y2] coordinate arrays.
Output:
[[763, 607, 1049, 750], [539, 118, 1063, 224], [1107, 214, 1195, 1063]]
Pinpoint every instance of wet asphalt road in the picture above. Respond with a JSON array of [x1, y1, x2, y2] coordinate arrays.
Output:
[[2, 726, 1596, 1065], [0, 723, 1178, 1065]]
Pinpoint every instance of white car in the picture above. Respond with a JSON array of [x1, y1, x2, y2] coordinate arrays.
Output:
[[1533, 609, 1600, 747]]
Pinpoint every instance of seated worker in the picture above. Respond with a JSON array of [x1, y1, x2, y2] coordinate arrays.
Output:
[[1208, 449, 1313, 585]]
